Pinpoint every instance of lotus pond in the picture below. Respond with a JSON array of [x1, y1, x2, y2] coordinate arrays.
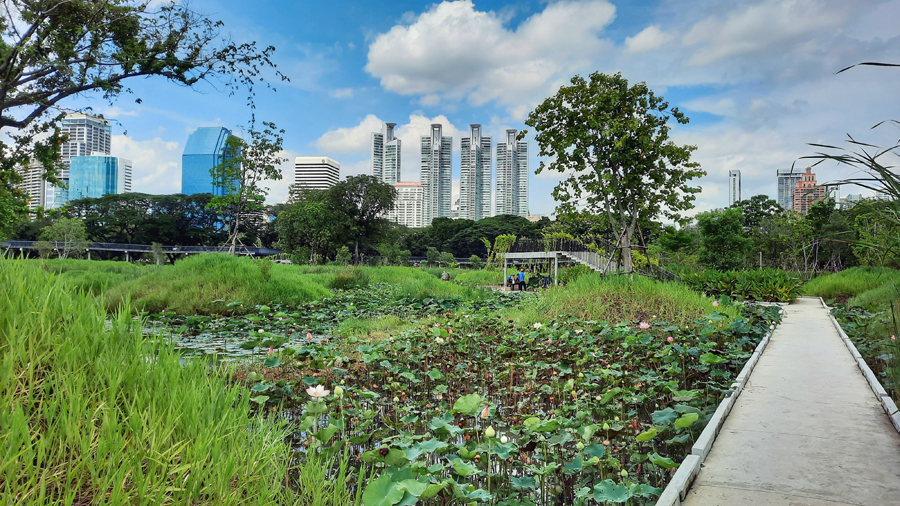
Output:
[[149, 284, 781, 505]]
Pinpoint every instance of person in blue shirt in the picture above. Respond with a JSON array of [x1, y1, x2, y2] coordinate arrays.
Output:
[[517, 268, 526, 291]]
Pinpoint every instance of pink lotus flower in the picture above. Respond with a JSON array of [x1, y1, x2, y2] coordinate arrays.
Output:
[[306, 332, 313, 340], [306, 385, 330, 400], [667, 336, 673, 343], [268, 347, 274, 355], [893, 335, 897, 342], [712, 300, 719, 307], [480, 405, 490, 419], [639, 322, 650, 330]]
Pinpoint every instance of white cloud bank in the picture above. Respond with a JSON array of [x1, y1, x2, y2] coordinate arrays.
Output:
[[366, 0, 616, 115]]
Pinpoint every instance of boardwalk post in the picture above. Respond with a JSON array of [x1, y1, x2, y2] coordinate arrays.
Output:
[[87, 250, 91, 260], [554, 255, 558, 286], [125, 251, 129, 262], [503, 257, 508, 290]]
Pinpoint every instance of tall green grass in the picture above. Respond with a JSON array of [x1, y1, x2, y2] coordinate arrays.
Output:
[[106, 254, 334, 314], [455, 269, 503, 286], [0, 256, 296, 504], [802, 266, 900, 304], [505, 273, 738, 327]]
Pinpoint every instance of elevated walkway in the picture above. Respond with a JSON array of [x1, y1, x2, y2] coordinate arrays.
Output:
[[681, 297, 900, 505]]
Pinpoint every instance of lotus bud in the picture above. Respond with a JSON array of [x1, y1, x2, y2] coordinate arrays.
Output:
[[485, 426, 495, 438], [334, 386, 344, 398], [621, 469, 628, 477], [480, 405, 490, 419], [393, 396, 399, 403], [500, 435, 508, 444], [576, 442, 585, 450]]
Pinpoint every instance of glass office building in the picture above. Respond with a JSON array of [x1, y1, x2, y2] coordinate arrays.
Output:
[[182, 127, 234, 196], [68, 156, 132, 200]]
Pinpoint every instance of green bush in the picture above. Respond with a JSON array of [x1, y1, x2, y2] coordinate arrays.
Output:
[[681, 269, 801, 302], [0, 256, 294, 504]]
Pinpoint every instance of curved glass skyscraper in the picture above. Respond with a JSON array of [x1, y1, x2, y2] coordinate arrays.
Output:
[[182, 127, 234, 196]]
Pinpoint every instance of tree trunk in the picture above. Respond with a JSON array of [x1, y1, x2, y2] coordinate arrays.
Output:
[[354, 238, 360, 265]]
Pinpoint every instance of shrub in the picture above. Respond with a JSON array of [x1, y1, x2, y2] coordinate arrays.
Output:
[[681, 269, 801, 302], [255, 256, 274, 282], [469, 255, 484, 269], [336, 246, 351, 264]]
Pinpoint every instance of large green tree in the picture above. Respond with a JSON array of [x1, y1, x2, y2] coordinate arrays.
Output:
[[526, 71, 704, 272], [327, 175, 396, 263], [0, 0, 285, 237], [275, 189, 337, 264], [697, 208, 750, 271]]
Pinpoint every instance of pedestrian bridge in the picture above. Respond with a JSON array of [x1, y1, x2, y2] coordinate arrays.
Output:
[[1, 240, 281, 261]]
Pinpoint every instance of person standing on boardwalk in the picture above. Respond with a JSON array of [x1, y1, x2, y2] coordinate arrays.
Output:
[[517, 268, 527, 291]]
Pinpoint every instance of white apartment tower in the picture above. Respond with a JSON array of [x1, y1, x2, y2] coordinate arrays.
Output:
[[777, 168, 803, 210], [728, 170, 741, 206], [420, 124, 452, 225], [388, 182, 425, 228], [371, 122, 401, 185], [293, 157, 340, 193], [495, 129, 528, 216], [459, 124, 492, 221], [16, 161, 47, 210]]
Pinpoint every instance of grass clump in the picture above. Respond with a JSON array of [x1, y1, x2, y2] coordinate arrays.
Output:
[[507, 273, 738, 327], [802, 266, 900, 304], [330, 267, 371, 290], [455, 269, 502, 286], [0, 255, 295, 504], [106, 254, 332, 314]]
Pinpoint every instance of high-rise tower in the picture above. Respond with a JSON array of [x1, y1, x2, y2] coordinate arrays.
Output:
[[371, 122, 401, 185], [420, 124, 452, 225], [293, 157, 340, 192], [495, 129, 528, 216], [181, 127, 234, 196], [728, 170, 741, 206], [69, 156, 132, 200], [777, 168, 803, 210], [45, 113, 112, 209], [459, 124, 492, 221]]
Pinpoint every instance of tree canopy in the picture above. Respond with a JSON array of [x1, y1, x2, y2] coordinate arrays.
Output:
[[0, 0, 285, 237], [525, 71, 704, 272]]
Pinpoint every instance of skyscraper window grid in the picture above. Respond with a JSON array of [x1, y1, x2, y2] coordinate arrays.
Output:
[[420, 123, 452, 225], [181, 127, 235, 196], [496, 129, 529, 216], [459, 124, 492, 221]]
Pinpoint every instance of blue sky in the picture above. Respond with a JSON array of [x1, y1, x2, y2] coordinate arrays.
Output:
[[67, 0, 900, 217]]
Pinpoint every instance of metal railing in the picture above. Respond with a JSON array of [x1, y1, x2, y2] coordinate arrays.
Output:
[[1, 241, 282, 257]]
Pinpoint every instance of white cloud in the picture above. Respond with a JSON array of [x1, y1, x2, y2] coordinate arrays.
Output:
[[365, 0, 616, 112], [682, 0, 849, 66], [625, 25, 673, 53], [328, 88, 354, 99], [112, 135, 180, 194], [314, 114, 384, 154]]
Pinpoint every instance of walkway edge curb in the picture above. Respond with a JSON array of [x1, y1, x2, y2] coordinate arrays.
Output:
[[822, 298, 900, 434], [654, 310, 780, 506]]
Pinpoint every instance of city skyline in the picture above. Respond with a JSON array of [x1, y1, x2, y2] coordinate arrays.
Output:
[[52, 0, 897, 218]]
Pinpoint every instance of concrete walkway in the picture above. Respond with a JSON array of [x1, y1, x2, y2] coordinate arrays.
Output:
[[682, 297, 900, 506]]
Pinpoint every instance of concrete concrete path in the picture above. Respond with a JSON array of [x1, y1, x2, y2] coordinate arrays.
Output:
[[682, 297, 900, 506]]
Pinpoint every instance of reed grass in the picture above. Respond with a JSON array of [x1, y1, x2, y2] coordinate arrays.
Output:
[[105, 254, 333, 314], [504, 273, 738, 327], [802, 266, 900, 302], [0, 255, 297, 505]]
